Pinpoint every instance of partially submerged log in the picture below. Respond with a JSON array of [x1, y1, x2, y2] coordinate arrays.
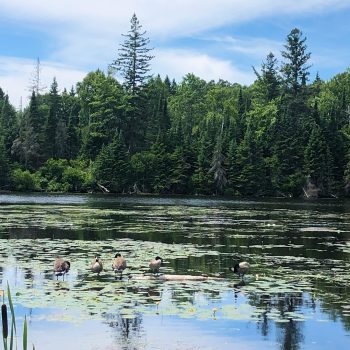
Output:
[[97, 183, 110, 193], [130, 274, 222, 281]]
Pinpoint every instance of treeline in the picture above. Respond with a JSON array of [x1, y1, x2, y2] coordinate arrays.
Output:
[[0, 23, 350, 197]]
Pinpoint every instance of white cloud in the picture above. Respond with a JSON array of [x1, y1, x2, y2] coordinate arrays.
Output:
[[0, 56, 87, 107], [1, 0, 349, 103], [1, 1, 349, 39], [0, 1, 347, 73], [154, 49, 255, 85]]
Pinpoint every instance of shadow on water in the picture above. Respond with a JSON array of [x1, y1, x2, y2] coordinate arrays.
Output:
[[0, 193, 350, 349]]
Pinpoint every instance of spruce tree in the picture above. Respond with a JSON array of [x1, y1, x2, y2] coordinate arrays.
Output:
[[109, 14, 154, 152], [304, 123, 333, 194], [253, 52, 280, 102], [45, 78, 61, 159], [272, 28, 312, 196], [0, 135, 10, 188], [94, 132, 130, 193], [281, 28, 311, 96], [110, 13, 153, 95], [0, 94, 18, 158]]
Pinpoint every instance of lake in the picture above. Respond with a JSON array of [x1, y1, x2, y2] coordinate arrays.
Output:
[[0, 193, 349, 349]]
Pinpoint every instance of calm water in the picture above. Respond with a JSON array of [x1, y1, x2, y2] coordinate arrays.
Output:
[[0, 193, 350, 349]]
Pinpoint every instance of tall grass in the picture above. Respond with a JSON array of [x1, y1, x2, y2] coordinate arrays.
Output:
[[1, 283, 33, 350]]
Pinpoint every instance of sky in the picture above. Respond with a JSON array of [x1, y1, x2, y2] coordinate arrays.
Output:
[[0, 0, 349, 107]]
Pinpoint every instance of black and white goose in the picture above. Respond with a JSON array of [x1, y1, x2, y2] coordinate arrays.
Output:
[[231, 261, 250, 279], [149, 256, 162, 275]]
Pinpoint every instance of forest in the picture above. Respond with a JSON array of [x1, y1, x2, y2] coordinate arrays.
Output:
[[0, 15, 350, 198]]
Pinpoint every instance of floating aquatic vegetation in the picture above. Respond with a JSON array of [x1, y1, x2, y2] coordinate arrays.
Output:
[[0, 196, 350, 333]]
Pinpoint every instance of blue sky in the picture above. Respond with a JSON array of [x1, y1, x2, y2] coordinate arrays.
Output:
[[0, 0, 349, 107]]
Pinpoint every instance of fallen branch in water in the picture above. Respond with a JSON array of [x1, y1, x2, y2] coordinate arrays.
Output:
[[130, 274, 222, 281], [97, 183, 110, 193]]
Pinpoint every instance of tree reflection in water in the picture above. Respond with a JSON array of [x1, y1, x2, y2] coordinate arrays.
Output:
[[251, 292, 305, 350], [105, 312, 144, 349]]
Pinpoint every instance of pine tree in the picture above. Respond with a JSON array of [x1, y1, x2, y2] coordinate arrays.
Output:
[[149, 141, 170, 193], [168, 146, 191, 194], [304, 123, 333, 194], [281, 28, 311, 96], [109, 14, 154, 152], [45, 78, 61, 159], [94, 132, 130, 193], [235, 123, 265, 196], [61, 89, 80, 160], [191, 131, 214, 194], [0, 94, 18, 157], [0, 135, 10, 188], [144, 76, 170, 147], [110, 13, 153, 95], [253, 52, 280, 102], [272, 28, 312, 196]]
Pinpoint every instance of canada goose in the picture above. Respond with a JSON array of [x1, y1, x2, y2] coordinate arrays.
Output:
[[54, 258, 70, 280], [231, 261, 250, 279], [149, 256, 162, 275], [91, 256, 103, 275], [112, 253, 126, 279]]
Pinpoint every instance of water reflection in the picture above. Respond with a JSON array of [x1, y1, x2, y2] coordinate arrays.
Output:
[[105, 313, 144, 349], [0, 194, 350, 349]]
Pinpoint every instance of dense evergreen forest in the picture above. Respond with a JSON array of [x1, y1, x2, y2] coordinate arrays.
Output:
[[1, 15, 350, 197]]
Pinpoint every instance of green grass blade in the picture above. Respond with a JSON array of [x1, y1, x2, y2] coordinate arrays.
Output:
[[9, 321, 14, 350], [23, 316, 27, 350], [6, 283, 17, 335]]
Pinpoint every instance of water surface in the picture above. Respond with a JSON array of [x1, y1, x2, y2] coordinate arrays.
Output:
[[0, 194, 349, 349]]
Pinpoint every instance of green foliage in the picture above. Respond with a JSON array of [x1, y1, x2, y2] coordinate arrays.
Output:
[[304, 123, 333, 194], [77, 70, 125, 159], [0, 136, 10, 189], [94, 133, 130, 192], [11, 169, 39, 192], [37, 158, 93, 193], [1, 26, 350, 197]]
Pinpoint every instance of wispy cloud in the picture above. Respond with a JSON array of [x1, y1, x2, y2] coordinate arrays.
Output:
[[205, 35, 283, 59]]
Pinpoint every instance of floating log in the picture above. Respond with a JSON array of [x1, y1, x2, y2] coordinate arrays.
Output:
[[97, 183, 110, 193], [130, 274, 222, 281]]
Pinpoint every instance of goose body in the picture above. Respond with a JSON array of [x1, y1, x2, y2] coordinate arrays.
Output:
[[54, 258, 70, 280], [149, 256, 162, 274], [112, 253, 126, 279], [91, 257, 103, 275], [231, 261, 250, 279]]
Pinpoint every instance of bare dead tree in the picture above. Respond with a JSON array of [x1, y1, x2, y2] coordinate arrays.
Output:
[[28, 57, 46, 95]]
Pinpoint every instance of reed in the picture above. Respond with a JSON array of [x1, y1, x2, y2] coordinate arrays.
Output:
[[1, 283, 33, 350]]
